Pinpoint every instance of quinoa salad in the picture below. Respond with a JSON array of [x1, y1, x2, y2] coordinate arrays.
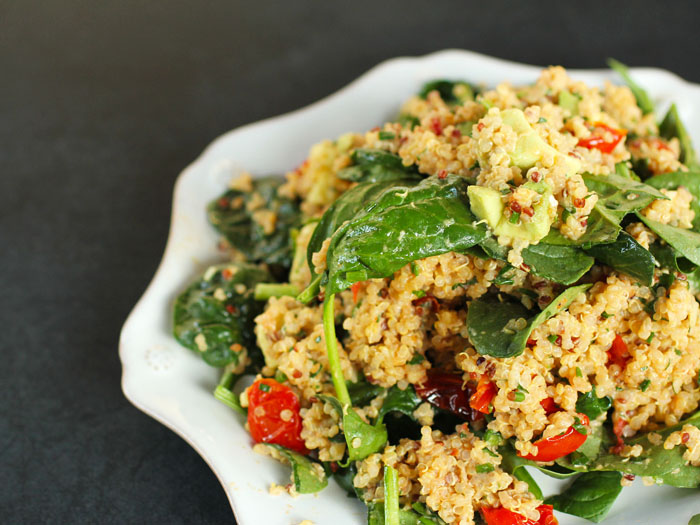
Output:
[[172, 60, 700, 525]]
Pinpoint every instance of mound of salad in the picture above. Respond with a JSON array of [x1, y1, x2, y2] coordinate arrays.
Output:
[[172, 60, 700, 525]]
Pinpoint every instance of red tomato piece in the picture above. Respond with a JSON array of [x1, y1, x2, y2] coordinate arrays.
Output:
[[415, 370, 480, 421], [480, 504, 558, 525], [470, 375, 497, 414], [577, 122, 627, 153], [607, 334, 630, 369], [247, 378, 307, 454], [351, 281, 362, 303], [540, 397, 559, 415], [519, 414, 590, 462]]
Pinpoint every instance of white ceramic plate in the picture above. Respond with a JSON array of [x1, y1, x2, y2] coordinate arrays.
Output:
[[120, 50, 700, 525]]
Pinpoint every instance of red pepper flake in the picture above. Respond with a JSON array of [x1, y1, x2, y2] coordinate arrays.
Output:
[[530, 171, 541, 182], [292, 370, 303, 379], [555, 335, 562, 346], [527, 338, 537, 347], [612, 418, 628, 454], [580, 218, 588, 227], [217, 197, 229, 208], [351, 281, 362, 303], [477, 122, 485, 132], [451, 128, 462, 138], [222, 268, 234, 281], [682, 432, 690, 444], [438, 169, 448, 179], [225, 304, 238, 315], [329, 462, 339, 473], [510, 201, 522, 213], [430, 117, 443, 135], [573, 198, 585, 208], [520, 263, 530, 272], [522, 206, 534, 217], [577, 122, 627, 153], [450, 448, 459, 457]]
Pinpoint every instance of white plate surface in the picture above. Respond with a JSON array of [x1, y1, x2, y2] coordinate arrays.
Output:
[[120, 50, 700, 525]]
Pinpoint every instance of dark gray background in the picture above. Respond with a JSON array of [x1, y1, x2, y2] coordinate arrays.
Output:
[[2, 1, 699, 523]]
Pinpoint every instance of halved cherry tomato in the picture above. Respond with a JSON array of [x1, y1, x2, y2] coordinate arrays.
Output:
[[577, 122, 627, 154], [470, 375, 497, 414], [247, 378, 307, 454], [607, 334, 630, 369], [415, 370, 481, 421], [480, 504, 558, 525], [519, 413, 589, 462]]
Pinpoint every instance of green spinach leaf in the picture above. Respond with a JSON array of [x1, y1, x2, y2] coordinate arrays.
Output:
[[521, 243, 594, 285], [583, 172, 668, 222], [320, 395, 388, 463], [337, 148, 421, 183], [467, 296, 532, 358], [563, 410, 700, 487], [173, 263, 271, 367], [659, 104, 699, 168], [468, 284, 591, 358], [575, 387, 612, 421], [648, 242, 697, 274], [265, 444, 328, 494], [348, 378, 385, 407], [378, 385, 423, 421], [545, 471, 623, 523], [637, 214, 700, 266], [324, 175, 488, 295], [607, 58, 654, 114], [207, 176, 300, 274], [418, 79, 474, 103], [584, 232, 656, 285], [689, 514, 700, 525]]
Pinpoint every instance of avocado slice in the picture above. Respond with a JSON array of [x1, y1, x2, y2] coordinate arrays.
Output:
[[468, 185, 504, 228], [494, 182, 557, 243], [500, 108, 581, 175], [558, 89, 580, 116], [469, 181, 557, 243]]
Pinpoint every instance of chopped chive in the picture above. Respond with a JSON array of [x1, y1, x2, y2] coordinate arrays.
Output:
[[601, 311, 612, 319], [259, 382, 270, 392], [547, 334, 559, 344], [640, 379, 651, 392], [412, 290, 426, 298], [537, 117, 547, 123], [378, 131, 396, 140], [274, 370, 288, 383], [576, 367, 583, 377], [484, 448, 499, 458], [646, 332, 655, 343], [484, 430, 503, 447], [476, 463, 495, 473], [509, 211, 521, 224], [514, 391, 526, 402], [675, 349, 682, 356], [411, 261, 420, 276]]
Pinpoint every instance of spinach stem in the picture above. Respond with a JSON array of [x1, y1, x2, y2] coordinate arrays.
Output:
[[254, 283, 299, 300], [322, 293, 351, 405], [383, 465, 400, 525], [297, 273, 322, 303], [214, 385, 246, 415]]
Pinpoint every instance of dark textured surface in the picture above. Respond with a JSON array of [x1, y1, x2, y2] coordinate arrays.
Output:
[[2, 1, 699, 523]]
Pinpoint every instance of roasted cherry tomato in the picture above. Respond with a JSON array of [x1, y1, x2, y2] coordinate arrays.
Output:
[[607, 334, 630, 369], [519, 414, 589, 462], [415, 370, 481, 420], [480, 504, 558, 525], [470, 375, 497, 414], [247, 378, 307, 454], [577, 122, 627, 153]]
